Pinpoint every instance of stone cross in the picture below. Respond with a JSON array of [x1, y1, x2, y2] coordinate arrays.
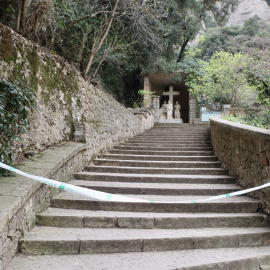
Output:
[[163, 86, 179, 104]]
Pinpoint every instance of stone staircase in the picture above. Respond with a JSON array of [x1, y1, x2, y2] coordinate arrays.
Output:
[[7, 124, 270, 270]]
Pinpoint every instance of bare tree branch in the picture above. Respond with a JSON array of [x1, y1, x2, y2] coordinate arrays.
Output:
[[83, 0, 120, 77]]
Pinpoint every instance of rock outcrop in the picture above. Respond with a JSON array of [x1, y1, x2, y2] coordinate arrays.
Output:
[[227, 0, 270, 26]]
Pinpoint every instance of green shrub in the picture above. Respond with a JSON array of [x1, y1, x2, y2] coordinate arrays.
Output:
[[0, 78, 36, 176], [223, 111, 270, 129]]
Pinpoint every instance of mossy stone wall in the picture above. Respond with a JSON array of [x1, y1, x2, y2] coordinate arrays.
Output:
[[0, 23, 153, 160]]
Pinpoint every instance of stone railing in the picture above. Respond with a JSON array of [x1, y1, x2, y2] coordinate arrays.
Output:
[[210, 116, 270, 214]]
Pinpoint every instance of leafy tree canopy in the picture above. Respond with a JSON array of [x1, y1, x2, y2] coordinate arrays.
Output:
[[186, 51, 257, 107]]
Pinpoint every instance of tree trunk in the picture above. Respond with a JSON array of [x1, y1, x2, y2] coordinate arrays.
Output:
[[177, 38, 189, 62], [16, 5, 22, 33], [26, 0, 51, 39], [82, 0, 120, 78], [18, 0, 29, 35], [77, 32, 88, 70]]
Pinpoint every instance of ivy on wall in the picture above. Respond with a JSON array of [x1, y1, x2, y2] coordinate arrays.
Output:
[[0, 78, 36, 175]]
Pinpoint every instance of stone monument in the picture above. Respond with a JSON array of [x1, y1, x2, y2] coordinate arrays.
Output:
[[174, 101, 183, 123], [159, 101, 167, 119], [163, 86, 180, 105], [174, 101, 181, 119], [167, 100, 173, 119]]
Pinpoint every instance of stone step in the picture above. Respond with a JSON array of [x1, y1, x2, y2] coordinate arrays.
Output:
[[109, 149, 215, 156], [37, 208, 269, 229], [84, 165, 228, 175], [154, 123, 209, 127], [93, 159, 222, 168], [68, 180, 241, 195], [74, 172, 236, 184], [8, 123, 270, 270], [7, 247, 270, 270], [127, 139, 212, 143], [142, 130, 210, 134], [145, 125, 210, 130], [102, 154, 219, 161], [132, 134, 210, 137], [121, 143, 212, 147], [52, 193, 259, 213], [146, 130, 210, 133], [114, 146, 213, 151], [142, 133, 210, 136], [133, 138, 211, 142], [19, 226, 270, 255], [135, 134, 210, 138]]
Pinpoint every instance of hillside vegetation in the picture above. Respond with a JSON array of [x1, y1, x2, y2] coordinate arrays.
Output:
[[0, 0, 240, 104], [182, 16, 270, 128]]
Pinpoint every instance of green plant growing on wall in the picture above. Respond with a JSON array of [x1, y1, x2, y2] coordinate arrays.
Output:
[[186, 51, 258, 107], [133, 89, 155, 108], [0, 78, 36, 176]]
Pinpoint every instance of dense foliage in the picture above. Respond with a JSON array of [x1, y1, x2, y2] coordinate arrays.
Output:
[[0, 0, 234, 105], [186, 51, 257, 107], [0, 79, 35, 175], [0, 1, 269, 130], [183, 16, 270, 127]]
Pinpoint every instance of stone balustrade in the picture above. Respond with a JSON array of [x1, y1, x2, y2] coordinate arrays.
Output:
[[210, 116, 270, 214]]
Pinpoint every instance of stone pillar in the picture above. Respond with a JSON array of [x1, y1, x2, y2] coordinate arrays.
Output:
[[143, 76, 152, 108], [153, 96, 160, 122], [222, 104, 231, 116], [189, 98, 197, 123]]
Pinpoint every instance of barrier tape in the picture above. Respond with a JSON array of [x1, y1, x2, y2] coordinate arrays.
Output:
[[1, 161, 270, 203]]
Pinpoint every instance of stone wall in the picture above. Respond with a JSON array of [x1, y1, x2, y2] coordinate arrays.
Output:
[[0, 23, 154, 160], [0, 24, 154, 270], [210, 116, 270, 214]]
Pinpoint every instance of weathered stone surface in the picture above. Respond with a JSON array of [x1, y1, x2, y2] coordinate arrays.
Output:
[[210, 116, 270, 214], [227, 0, 270, 26], [4, 123, 270, 270], [0, 23, 155, 270], [5, 248, 270, 270], [227, 257, 259, 270], [0, 142, 107, 269], [85, 216, 117, 228], [0, 24, 154, 163], [117, 217, 154, 229]]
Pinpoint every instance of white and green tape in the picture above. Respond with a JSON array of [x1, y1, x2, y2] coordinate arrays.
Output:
[[1, 161, 270, 203]]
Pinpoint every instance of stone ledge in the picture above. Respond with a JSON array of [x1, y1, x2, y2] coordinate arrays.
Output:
[[0, 141, 87, 270], [210, 116, 270, 140]]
